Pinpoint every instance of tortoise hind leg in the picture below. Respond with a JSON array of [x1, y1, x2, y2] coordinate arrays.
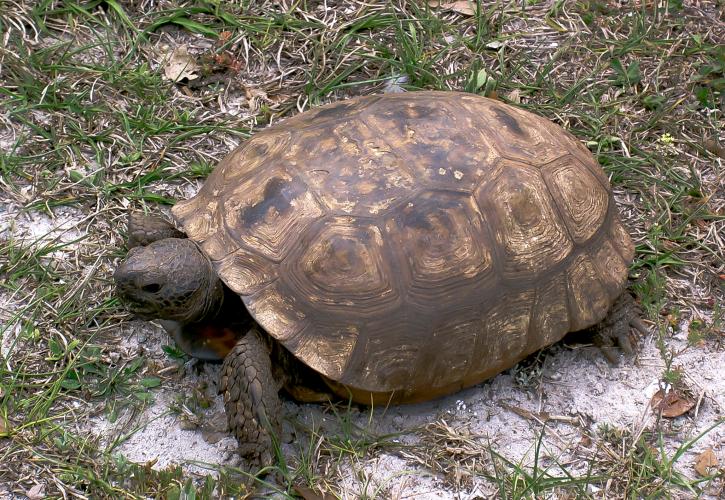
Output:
[[592, 293, 649, 363], [220, 329, 282, 467], [127, 212, 185, 248]]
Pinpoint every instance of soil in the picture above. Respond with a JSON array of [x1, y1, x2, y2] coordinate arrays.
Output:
[[89, 313, 724, 498]]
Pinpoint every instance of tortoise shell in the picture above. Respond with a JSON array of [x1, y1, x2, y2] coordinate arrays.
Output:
[[172, 91, 634, 404]]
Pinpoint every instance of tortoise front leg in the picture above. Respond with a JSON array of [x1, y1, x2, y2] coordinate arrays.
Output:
[[592, 292, 649, 363], [220, 329, 282, 467], [127, 212, 185, 248]]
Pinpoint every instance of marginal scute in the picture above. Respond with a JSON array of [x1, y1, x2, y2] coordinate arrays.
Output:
[[466, 289, 534, 378], [282, 97, 375, 130], [422, 311, 481, 389], [610, 217, 635, 263], [244, 282, 308, 341], [591, 238, 629, 300], [288, 323, 358, 381], [233, 130, 293, 179], [476, 162, 573, 280], [532, 273, 570, 347], [543, 157, 610, 244], [216, 250, 278, 296], [345, 316, 425, 392], [173, 200, 216, 244], [566, 253, 611, 330], [555, 130, 611, 189], [460, 95, 565, 164]]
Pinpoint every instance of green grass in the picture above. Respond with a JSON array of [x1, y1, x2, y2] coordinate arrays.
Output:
[[1, 0, 723, 498]]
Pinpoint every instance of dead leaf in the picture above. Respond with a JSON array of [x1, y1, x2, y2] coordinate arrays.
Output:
[[650, 389, 695, 418], [506, 89, 521, 104], [293, 484, 336, 500], [579, 434, 592, 447], [200, 429, 227, 444], [694, 448, 719, 477], [26, 484, 45, 500], [703, 138, 725, 159], [163, 46, 200, 82], [428, 1, 477, 16]]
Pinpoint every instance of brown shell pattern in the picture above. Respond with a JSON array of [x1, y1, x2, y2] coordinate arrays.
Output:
[[172, 91, 633, 402]]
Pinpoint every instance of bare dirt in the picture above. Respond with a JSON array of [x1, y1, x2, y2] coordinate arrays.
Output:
[[84, 298, 724, 499]]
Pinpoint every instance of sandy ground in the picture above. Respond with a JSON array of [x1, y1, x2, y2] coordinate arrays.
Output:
[[88, 303, 724, 498], [1, 206, 723, 499], [0, 134, 722, 500]]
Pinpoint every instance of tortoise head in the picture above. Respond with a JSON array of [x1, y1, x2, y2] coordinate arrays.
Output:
[[114, 238, 224, 324]]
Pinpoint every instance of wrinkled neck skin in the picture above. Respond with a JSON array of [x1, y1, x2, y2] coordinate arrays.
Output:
[[180, 264, 225, 324], [161, 286, 252, 361]]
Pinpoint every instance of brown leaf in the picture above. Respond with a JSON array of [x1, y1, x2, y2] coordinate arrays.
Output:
[[26, 484, 45, 500], [293, 485, 336, 500], [703, 138, 725, 159], [428, 1, 477, 16], [694, 448, 719, 477], [580, 434, 592, 447], [506, 89, 521, 104], [163, 46, 200, 82], [650, 389, 695, 418]]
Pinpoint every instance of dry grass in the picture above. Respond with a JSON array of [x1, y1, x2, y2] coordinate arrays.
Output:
[[1, 0, 723, 498]]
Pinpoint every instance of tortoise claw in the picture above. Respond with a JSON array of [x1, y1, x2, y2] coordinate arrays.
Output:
[[615, 330, 634, 356], [598, 345, 621, 364], [629, 317, 650, 336]]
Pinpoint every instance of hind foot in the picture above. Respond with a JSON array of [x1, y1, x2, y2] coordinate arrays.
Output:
[[592, 293, 649, 364]]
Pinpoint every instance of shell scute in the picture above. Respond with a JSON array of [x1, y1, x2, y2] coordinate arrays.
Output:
[[286, 120, 417, 216], [384, 190, 497, 308], [543, 156, 610, 244]]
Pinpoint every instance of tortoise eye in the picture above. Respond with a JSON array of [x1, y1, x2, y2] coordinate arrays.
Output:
[[142, 283, 161, 294]]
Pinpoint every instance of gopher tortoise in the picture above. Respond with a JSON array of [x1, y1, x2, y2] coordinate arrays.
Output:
[[114, 91, 646, 464]]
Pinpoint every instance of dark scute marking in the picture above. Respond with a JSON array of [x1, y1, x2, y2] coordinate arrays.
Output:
[[250, 142, 269, 156], [416, 144, 448, 165], [239, 176, 305, 226], [492, 106, 525, 137], [313, 102, 355, 120], [398, 197, 459, 232], [312, 237, 362, 276], [508, 182, 540, 226], [400, 207, 432, 231]]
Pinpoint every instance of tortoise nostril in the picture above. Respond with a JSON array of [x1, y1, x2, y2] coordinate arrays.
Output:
[[142, 283, 162, 294]]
